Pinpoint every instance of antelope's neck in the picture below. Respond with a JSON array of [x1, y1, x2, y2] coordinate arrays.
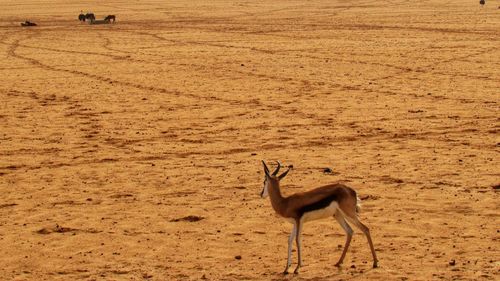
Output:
[[268, 182, 286, 215]]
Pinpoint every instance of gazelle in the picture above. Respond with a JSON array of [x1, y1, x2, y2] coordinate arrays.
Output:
[[260, 161, 378, 274]]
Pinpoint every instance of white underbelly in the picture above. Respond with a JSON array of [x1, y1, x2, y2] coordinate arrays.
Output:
[[301, 201, 339, 223]]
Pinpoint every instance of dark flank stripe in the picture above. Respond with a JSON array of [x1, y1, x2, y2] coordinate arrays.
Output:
[[298, 194, 338, 217]]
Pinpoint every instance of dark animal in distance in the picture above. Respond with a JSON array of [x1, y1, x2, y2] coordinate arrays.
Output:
[[78, 13, 86, 22], [85, 13, 95, 22], [479, 0, 485, 5], [104, 15, 116, 22], [21, 21, 37, 27]]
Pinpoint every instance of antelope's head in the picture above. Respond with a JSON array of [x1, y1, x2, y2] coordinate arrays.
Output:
[[260, 160, 290, 198]]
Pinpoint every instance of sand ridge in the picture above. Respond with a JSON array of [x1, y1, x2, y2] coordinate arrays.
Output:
[[0, 0, 499, 280]]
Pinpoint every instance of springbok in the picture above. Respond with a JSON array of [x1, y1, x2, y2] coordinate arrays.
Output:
[[260, 161, 378, 274]]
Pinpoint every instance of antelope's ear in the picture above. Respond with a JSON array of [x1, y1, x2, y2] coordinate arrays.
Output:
[[262, 160, 270, 177], [278, 168, 290, 180]]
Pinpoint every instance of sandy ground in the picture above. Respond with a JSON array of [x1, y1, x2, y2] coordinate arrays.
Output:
[[0, 0, 499, 280]]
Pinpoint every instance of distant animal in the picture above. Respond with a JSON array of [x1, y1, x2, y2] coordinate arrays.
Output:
[[21, 21, 37, 27], [260, 161, 378, 274], [85, 13, 95, 22], [479, 0, 485, 5], [78, 12, 86, 22], [104, 15, 116, 22]]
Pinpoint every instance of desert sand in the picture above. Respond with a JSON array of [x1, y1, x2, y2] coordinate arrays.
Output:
[[0, 0, 499, 280]]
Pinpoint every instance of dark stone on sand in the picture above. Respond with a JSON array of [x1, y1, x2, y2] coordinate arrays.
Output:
[[170, 215, 204, 222]]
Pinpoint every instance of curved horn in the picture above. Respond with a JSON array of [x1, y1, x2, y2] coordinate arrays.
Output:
[[278, 168, 290, 180], [272, 161, 281, 176], [262, 160, 270, 177]]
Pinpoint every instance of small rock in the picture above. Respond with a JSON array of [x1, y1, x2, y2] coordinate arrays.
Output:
[[449, 259, 456, 266], [170, 215, 204, 222], [235, 255, 242, 260], [323, 168, 333, 174], [350, 264, 356, 268]]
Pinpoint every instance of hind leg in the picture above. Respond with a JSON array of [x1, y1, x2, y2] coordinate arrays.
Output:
[[342, 210, 378, 268], [334, 211, 353, 267]]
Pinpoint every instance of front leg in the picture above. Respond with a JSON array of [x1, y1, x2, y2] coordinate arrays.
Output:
[[293, 219, 303, 274], [283, 223, 296, 274]]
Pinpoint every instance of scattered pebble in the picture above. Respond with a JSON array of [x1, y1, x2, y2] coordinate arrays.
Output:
[[449, 259, 456, 266], [235, 255, 242, 260], [170, 216, 204, 222]]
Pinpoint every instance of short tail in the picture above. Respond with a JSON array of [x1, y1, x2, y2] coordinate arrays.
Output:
[[356, 195, 362, 213]]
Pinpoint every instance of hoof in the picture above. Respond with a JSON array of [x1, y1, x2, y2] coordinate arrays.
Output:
[[283, 271, 289, 275], [293, 268, 300, 274], [334, 262, 342, 267], [373, 263, 378, 268]]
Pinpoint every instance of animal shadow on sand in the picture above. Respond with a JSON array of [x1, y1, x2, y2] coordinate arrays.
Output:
[[269, 266, 377, 281]]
